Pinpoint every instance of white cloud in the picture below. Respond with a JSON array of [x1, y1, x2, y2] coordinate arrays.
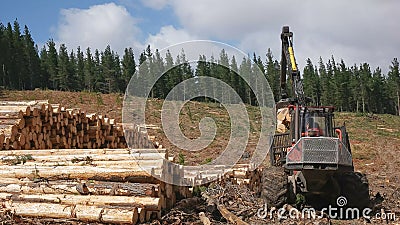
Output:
[[140, 0, 170, 10], [56, 3, 142, 54], [55, 0, 400, 72], [170, 0, 294, 40], [166, 0, 400, 71], [145, 25, 198, 51]]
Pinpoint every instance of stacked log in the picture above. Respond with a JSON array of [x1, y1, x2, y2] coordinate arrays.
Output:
[[183, 164, 254, 186], [0, 148, 190, 224], [123, 123, 161, 149], [0, 100, 129, 150], [276, 107, 290, 133], [0, 100, 191, 224]]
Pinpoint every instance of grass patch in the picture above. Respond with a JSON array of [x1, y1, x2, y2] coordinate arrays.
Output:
[[178, 153, 185, 165]]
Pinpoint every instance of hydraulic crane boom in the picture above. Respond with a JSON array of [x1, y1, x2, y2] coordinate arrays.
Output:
[[280, 26, 305, 105]]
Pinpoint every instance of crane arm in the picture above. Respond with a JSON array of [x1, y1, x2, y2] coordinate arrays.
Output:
[[280, 26, 305, 104]]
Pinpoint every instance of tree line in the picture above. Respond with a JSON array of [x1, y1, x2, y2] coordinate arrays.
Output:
[[0, 20, 399, 115]]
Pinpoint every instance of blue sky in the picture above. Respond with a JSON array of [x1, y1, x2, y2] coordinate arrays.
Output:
[[1, 0, 399, 73], [0, 0, 178, 46]]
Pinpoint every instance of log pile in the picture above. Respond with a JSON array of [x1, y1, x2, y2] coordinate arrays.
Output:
[[124, 123, 161, 149], [0, 100, 130, 150], [183, 164, 254, 186], [0, 148, 191, 224], [0, 100, 191, 224], [183, 163, 264, 202], [276, 108, 290, 133]]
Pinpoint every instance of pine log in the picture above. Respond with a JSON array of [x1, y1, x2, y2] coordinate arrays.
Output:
[[16, 160, 163, 168], [0, 155, 165, 167], [0, 192, 160, 210], [0, 148, 165, 157], [3, 201, 73, 218], [0, 180, 158, 197], [2, 201, 139, 224], [201, 192, 248, 225], [0, 100, 49, 106], [0, 124, 19, 137], [217, 203, 249, 225], [0, 153, 166, 163], [101, 207, 138, 224], [74, 205, 104, 222], [0, 111, 24, 119], [0, 165, 158, 183]]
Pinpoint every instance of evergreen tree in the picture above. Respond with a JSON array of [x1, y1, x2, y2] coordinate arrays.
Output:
[[164, 50, 175, 99], [370, 67, 386, 113], [2, 18, 400, 114], [251, 53, 264, 105], [13, 20, 28, 89], [145, 45, 152, 58], [84, 47, 95, 91], [22, 25, 41, 89], [334, 59, 351, 111], [142, 45, 153, 97], [39, 46, 50, 89], [195, 55, 209, 101], [303, 58, 321, 105], [388, 58, 400, 115], [46, 39, 58, 89], [57, 44, 70, 90], [0, 23, 15, 87], [100, 45, 121, 93], [76, 46, 85, 91], [359, 63, 372, 113], [146, 47, 156, 98], [319, 57, 333, 106], [4, 22, 14, 88], [265, 49, 280, 101], [68, 50, 78, 90], [101, 46, 112, 93], [93, 49, 102, 92], [179, 49, 193, 101], [137, 51, 150, 97], [209, 55, 218, 102], [172, 54, 183, 100], [0, 23, 6, 87], [121, 47, 136, 91], [218, 49, 230, 85], [229, 55, 240, 103], [239, 56, 252, 104], [113, 52, 122, 92], [349, 65, 360, 112], [152, 49, 166, 98]]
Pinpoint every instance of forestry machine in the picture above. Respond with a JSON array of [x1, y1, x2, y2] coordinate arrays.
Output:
[[261, 26, 370, 209]]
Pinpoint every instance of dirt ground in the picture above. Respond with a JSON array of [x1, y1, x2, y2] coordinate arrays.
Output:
[[0, 90, 399, 224]]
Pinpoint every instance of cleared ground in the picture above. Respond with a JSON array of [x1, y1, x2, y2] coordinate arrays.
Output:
[[0, 90, 399, 224]]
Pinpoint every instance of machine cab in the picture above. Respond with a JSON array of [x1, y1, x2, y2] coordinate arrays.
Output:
[[299, 107, 334, 138], [289, 106, 335, 141]]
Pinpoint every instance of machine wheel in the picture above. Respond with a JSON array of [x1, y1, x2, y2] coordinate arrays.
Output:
[[338, 172, 370, 209], [260, 166, 289, 208]]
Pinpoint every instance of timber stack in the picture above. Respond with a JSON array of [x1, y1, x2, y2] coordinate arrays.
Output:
[[0, 100, 190, 224], [0, 100, 134, 150], [183, 164, 258, 187]]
